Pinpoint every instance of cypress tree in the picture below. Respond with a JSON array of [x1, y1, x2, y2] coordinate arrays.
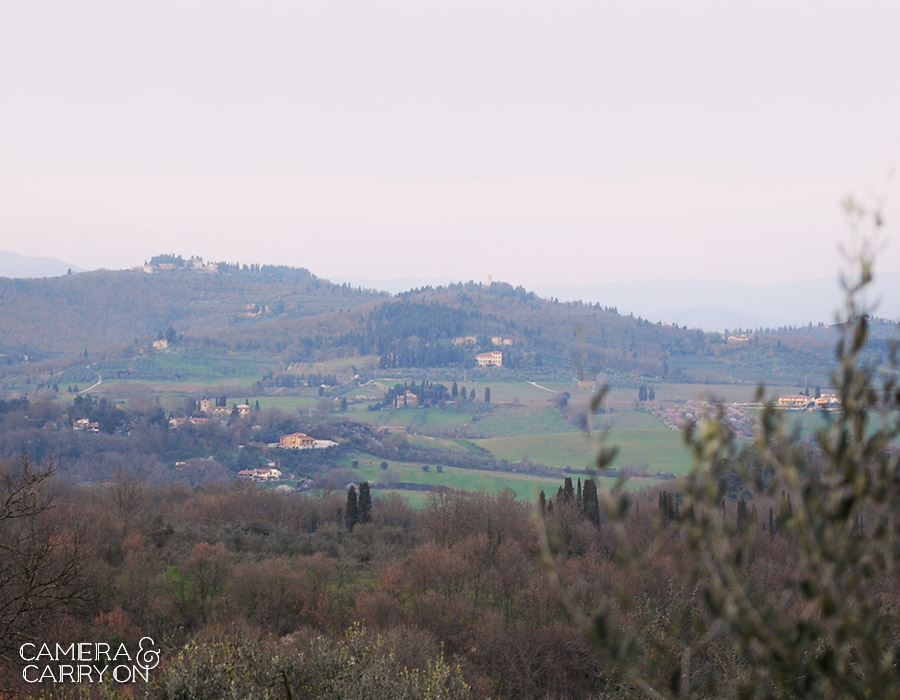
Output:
[[358, 481, 372, 524], [583, 478, 600, 526], [538, 490, 547, 515], [345, 485, 358, 531], [563, 477, 574, 503], [737, 496, 748, 530]]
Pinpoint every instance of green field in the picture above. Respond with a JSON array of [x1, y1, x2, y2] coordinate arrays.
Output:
[[336, 451, 625, 503], [352, 406, 477, 432], [466, 404, 575, 437], [403, 434, 485, 454], [473, 416, 693, 476]]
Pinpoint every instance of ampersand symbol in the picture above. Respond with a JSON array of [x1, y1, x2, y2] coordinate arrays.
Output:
[[135, 637, 160, 671]]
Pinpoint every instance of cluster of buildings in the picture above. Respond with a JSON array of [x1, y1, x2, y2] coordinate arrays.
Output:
[[168, 401, 254, 428], [237, 467, 282, 481], [236, 434, 336, 482], [776, 394, 841, 410], [197, 399, 251, 419], [167, 416, 211, 429], [141, 256, 218, 274]]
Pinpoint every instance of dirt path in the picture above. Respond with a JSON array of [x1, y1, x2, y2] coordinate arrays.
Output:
[[78, 374, 102, 394], [528, 381, 558, 393]]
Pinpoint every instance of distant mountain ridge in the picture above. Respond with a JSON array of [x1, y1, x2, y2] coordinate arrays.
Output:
[[533, 274, 900, 332], [335, 274, 900, 332], [0, 251, 83, 278]]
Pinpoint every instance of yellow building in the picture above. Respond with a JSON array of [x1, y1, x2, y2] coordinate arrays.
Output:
[[476, 351, 503, 368]]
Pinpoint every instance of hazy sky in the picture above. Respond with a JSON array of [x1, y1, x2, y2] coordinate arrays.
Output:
[[3, 1, 899, 288]]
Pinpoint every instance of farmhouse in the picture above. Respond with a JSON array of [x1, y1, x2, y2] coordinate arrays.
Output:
[[476, 351, 503, 368], [776, 395, 812, 409], [814, 394, 841, 409], [279, 432, 316, 449], [237, 468, 282, 481], [394, 390, 418, 408], [72, 418, 100, 432]]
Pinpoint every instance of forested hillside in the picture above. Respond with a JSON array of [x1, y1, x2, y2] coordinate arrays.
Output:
[[0, 259, 383, 360], [2, 255, 891, 387]]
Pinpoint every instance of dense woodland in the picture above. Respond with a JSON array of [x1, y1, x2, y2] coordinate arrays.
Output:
[[1, 424, 896, 699]]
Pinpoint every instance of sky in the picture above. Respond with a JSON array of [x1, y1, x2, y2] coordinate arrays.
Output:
[[2, 0, 900, 289]]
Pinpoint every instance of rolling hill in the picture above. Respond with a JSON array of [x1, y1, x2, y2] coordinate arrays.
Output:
[[0, 253, 894, 393]]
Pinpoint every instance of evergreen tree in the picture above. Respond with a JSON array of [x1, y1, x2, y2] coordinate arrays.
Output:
[[484, 387, 491, 403], [539, 489, 547, 515], [648, 387, 655, 401], [639, 385, 648, 401], [737, 496, 748, 530], [358, 481, 372, 524], [345, 485, 358, 531], [583, 478, 600, 526], [563, 477, 574, 503], [451, 381, 459, 399]]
